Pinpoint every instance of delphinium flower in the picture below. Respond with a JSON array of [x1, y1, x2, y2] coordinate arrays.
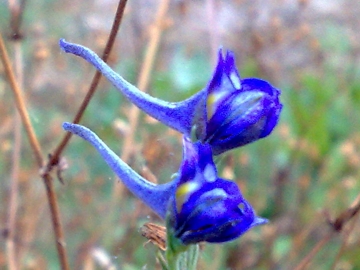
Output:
[[63, 123, 266, 247], [60, 39, 282, 155], [167, 137, 267, 247]]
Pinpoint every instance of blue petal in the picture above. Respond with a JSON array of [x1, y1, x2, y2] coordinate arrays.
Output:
[[205, 78, 282, 155], [175, 180, 265, 244], [206, 50, 241, 120], [206, 90, 266, 139]]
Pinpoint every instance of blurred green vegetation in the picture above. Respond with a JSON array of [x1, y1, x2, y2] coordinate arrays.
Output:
[[1, 0, 360, 269]]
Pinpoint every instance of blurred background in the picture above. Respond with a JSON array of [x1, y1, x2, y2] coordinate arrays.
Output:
[[1, 0, 360, 269]]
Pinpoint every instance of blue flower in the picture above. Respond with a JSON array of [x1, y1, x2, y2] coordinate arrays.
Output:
[[63, 123, 266, 245], [168, 137, 267, 244], [59, 39, 282, 155], [200, 50, 282, 154]]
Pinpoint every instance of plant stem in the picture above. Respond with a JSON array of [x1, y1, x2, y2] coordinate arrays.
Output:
[[294, 194, 360, 270], [0, 33, 43, 166], [293, 232, 333, 270], [0, 32, 70, 270], [330, 195, 360, 269], [5, 40, 22, 270], [5, 5, 25, 269]]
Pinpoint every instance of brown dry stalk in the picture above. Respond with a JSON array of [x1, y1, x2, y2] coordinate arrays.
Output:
[[293, 232, 334, 270], [6, 2, 36, 269], [5, 39, 23, 270], [330, 212, 360, 270], [6, 113, 21, 270], [8, 0, 27, 40], [113, 0, 170, 200], [330, 194, 360, 269], [0, 34, 43, 167], [6, 6, 25, 268], [0, 32, 71, 270], [293, 194, 360, 270], [43, 174, 70, 269]]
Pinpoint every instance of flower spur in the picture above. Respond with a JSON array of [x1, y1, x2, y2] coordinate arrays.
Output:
[[60, 39, 282, 155]]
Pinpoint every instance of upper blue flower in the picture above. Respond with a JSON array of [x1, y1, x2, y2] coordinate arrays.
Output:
[[200, 50, 282, 154], [63, 123, 267, 244], [60, 39, 282, 155]]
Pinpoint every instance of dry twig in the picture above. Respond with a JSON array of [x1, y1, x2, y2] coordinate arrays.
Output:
[[294, 194, 360, 270], [0, 32, 70, 270]]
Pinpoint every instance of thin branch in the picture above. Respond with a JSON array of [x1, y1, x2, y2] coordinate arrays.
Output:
[[0, 33, 43, 167], [330, 194, 360, 269], [293, 232, 334, 270], [293, 194, 360, 270], [5, 44, 22, 270], [6, 113, 21, 270], [330, 212, 360, 270], [5, 2, 32, 268], [0, 32, 70, 270], [7, 0, 27, 259], [8, 0, 26, 40], [45, 0, 129, 172], [43, 174, 70, 270]]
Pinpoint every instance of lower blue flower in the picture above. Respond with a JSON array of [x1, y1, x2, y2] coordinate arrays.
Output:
[[62, 122, 267, 245], [168, 137, 267, 244]]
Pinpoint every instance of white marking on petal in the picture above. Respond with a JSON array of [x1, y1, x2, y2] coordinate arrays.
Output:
[[200, 188, 227, 200], [199, 189, 228, 213], [230, 71, 241, 89], [204, 164, 217, 182]]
